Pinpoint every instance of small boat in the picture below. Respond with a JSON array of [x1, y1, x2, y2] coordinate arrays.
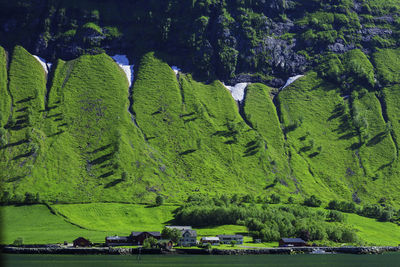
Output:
[[310, 248, 332, 254]]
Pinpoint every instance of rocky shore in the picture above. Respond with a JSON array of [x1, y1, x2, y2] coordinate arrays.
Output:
[[2, 246, 399, 255]]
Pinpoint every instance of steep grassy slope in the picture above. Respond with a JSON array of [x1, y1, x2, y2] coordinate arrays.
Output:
[[242, 83, 292, 195], [278, 72, 360, 201], [132, 53, 275, 196], [1, 47, 400, 207], [0, 46, 47, 198], [0, 46, 10, 127], [354, 90, 396, 175], [278, 71, 400, 204], [0, 50, 171, 203]]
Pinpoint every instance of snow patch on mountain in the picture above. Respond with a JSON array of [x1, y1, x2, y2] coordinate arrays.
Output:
[[33, 55, 51, 74], [282, 75, 304, 90], [112, 54, 134, 87], [223, 82, 249, 102], [171, 66, 181, 75]]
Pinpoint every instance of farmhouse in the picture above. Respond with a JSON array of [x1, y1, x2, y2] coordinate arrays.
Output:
[[130, 231, 161, 245], [218, 235, 243, 245], [105, 236, 131, 246], [279, 238, 307, 247], [179, 230, 197, 247], [200, 237, 220, 246], [73, 237, 91, 247]]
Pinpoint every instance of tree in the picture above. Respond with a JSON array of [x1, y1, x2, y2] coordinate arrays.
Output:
[[121, 171, 128, 181], [270, 194, 281, 204], [13, 237, 23, 246], [0, 127, 7, 147], [161, 227, 181, 243], [230, 240, 237, 247], [24, 192, 35, 204], [143, 237, 158, 249], [155, 195, 164, 206]]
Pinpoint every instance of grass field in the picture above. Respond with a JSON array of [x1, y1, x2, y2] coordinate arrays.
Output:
[[1, 203, 400, 246], [0, 205, 108, 244], [346, 213, 400, 246]]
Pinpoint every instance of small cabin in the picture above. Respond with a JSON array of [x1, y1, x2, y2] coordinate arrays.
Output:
[[279, 238, 307, 247], [73, 237, 91, 247]]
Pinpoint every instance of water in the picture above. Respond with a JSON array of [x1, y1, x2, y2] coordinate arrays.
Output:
[[4, 253, 400, 267]]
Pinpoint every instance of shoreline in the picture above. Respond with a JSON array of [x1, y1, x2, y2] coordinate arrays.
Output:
[[2, 246, 399, 255]]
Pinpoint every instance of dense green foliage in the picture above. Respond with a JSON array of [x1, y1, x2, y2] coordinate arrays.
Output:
[[174, 195, 359, 243], [1, 0, 399, 79]]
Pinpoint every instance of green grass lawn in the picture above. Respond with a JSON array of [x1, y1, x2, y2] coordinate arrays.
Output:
[[346, 213, 400, 246], [50, 203, 177, 232], [0, 205, 108, 244]]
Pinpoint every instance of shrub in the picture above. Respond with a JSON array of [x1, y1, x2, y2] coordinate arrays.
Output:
[[327, 210, 345, 222], [143, 237, 158, 249], [304, 195, 322, 207], [270, 194, 281, 204], [341, 229, 358, 243], [155, 195, 164, 206]]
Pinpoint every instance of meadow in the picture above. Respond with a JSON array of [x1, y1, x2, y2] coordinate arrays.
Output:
[[1, 203, 399, 246]]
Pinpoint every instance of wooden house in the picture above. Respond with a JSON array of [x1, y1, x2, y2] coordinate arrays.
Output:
[[105, 236, 131, 246], [279, 238, 307, 247], [130, 231, 161, 245]]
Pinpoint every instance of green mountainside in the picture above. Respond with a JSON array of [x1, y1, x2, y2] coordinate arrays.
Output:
[[1, 0, 400, 246], [1, 45, 400, 208]]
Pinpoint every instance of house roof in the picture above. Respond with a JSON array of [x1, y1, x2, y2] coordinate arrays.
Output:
[[201, 237, 220, 241], [106, 236, 129, 241], [182, 230, 197, 237], [131, 231, 161, 237], [281, 238, 306, 243], [166, 226, 192, 231], [218, 235, 243, 238], [73, 237, 89, 242]]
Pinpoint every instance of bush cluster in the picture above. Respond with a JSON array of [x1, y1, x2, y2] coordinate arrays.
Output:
[[175, 195, 359, 244]]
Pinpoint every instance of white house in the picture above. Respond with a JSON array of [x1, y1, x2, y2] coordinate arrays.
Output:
[[179, 230, 197, 247], [200, 237, 220, 246]]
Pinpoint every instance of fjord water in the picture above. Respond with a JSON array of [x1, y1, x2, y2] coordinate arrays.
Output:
[[4, 254, 400, 267]]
